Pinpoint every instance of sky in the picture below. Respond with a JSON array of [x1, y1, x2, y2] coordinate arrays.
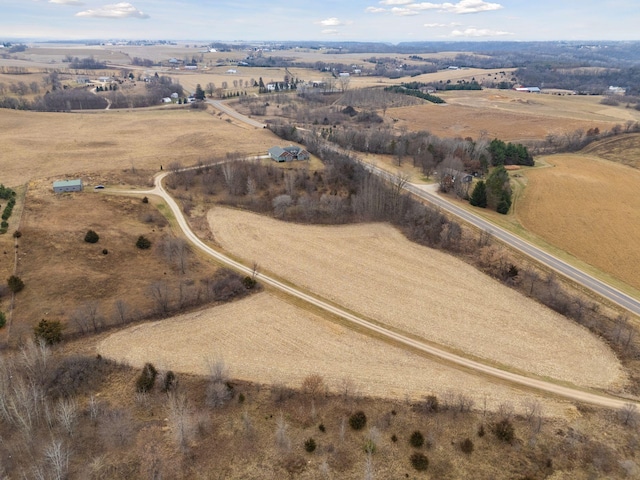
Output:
[[1, 0, 638, 43]]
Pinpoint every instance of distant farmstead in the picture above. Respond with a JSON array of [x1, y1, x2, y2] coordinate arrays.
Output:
[[53, 179, 83, 193], [515, 86, 541, 93], [268, 145, 310, 162]]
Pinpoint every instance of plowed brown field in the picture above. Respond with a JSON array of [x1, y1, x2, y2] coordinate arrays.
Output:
[[204, 207, 623, 390], [517, 154, 640, 291]]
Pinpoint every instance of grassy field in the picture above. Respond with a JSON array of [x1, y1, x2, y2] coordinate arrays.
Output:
[[3, 179, 225, 345], [517, 153, 640, 292], [203, 206, 623, 390], [390, 89, 640, 142], [582, 132, 640, 168], [0, 107, 276, 187], [98, 291, 574, 416]]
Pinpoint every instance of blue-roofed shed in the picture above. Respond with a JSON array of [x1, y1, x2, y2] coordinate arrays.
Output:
[[53, 179, 83, 193]]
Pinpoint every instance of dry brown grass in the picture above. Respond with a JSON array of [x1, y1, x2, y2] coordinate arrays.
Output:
[[0, 107, 277, 187], [5, 180, 220, 344], [204, 207, 623, 389], [517, 154, 640, 291], [389, 89, 640, 142], [98, 291, 575, 416], [582, 132, 640, 169]]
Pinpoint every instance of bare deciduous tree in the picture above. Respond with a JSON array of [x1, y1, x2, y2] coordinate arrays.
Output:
[[619, 403, 638, 427], [113, 299, 131, 325], [56, 398, 78, 437], [148, 282, 171, 316], [275, 412, 291, 451], [44, 439, 69, 480]]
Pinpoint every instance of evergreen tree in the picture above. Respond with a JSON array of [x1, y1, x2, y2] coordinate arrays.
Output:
[[194, 83, 205, 100], [469, 181, 487, 208], [485, 166, 512, 214]]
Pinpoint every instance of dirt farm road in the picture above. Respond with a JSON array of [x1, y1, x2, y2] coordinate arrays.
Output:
[[114, 171, 639, 411]]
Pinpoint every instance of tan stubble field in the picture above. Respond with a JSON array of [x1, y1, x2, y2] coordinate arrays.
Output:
[[98, 291, 578, 417], [0, 107, 277, 187], [517, 153, 640, 292], [389, 89, 640, 142]]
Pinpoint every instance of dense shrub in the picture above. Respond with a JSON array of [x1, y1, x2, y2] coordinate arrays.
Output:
[[205, 268, 249, 302], [409, 430, 425, 448], [136, 363, 158, 392], [34, 318, 63, 344], [84, 229, 99, 243], [136, 235, 152, 249], [47, 355, 115, 398], [163, 370, 177, 392], [460, 438, 474, 454], [242, 276, 257, 289], [0, 311, 5, 328], [493, 418, 515, 443], [423, 395, 439, 413], [304, 438, 317, 453], [410, 452, 429, 471], [7, 275, 24, 293], [349, 410, 367, 430]]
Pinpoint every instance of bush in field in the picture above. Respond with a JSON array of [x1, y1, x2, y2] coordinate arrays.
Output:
[[409, 430, 425, 448], [304, 438, 317, 453], [84, 229, 99, 243], [460, 438, 474, 454], [136, 363, 158, 392], [493, 418, 515, 443], [34, 318, 63, 344], [349, 410, 367, 430], [136, 235, 152, 249], [163, 371, 177, 392], [0, 311, 5, 328], [7, 275, 24, 293], [410, 452, 429, 471]]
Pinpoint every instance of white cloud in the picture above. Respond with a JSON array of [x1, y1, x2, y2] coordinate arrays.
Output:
[[318, 17, 345, 26], [440, 0, 503, 14], [49, 0, 84, 5], [424, 23, 461, 28], [75, 2, 149, 19], [376, 0, 503, 15], [392, 7, 421, 16], [321, 29, 340, 35], [450, 27, 512, 37]]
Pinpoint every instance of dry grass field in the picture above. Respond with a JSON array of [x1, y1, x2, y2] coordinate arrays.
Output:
[[4, 179, 223, 344], [517, 153, 640, 291], [582, 132, 640, 169], [98, 291, 574, 416], [0, 107, 276, 187], [204, 206, 623, 390], [390, 89, 640, 142]]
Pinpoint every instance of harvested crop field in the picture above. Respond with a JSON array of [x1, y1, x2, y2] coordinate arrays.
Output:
[[206, 207, 624, 390], [390, 89, 639, 142], [582, 133, 640, 169], [517, 154, 640, 291], [98, 292, 574, 416], [0, 108, 276, 186]]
